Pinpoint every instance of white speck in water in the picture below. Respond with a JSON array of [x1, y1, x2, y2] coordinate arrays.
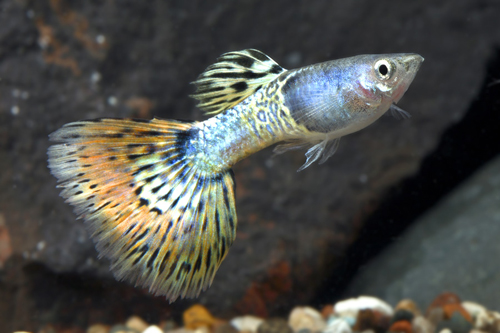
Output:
[[12, 89, 29, 100], [23, 251, 29, 259], [359, 173, 368, 183], [285, 51, 303, 68], [96, 35, 106, 45], [36, 241, 46, 251], [86, 257, 94, 266], [11, 105, 20, 116], [38, 35, 50, 49], [265, 158, 274, 168], [107, 96, 118, 106], [76, 230, 88, 243], [26, 10, 35, 19], [91, 71, 101, 83]]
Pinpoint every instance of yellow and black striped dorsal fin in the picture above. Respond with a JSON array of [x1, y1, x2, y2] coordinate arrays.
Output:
[[191, 49, 286, 115]]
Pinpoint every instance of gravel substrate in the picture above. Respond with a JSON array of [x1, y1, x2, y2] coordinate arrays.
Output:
[[17, 292, 500, 333]]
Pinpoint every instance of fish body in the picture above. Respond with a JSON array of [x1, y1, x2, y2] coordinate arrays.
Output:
[[191, 53, 423, 171], [48, 49, 423, 301]]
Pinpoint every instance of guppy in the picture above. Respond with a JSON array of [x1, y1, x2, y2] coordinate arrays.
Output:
[[48, 49, 423, 301]]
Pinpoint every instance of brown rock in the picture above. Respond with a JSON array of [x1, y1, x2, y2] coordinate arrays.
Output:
[[353, 308, 391, 333], [427, 293, 462, 314], [87, 324, 111, 333], [388, 320, 413, 333], [395, 300, 421, 317], [288, 306, 326, 333], [320, 305, 334, 319], [126, 316, 149, 332], [183, 304, 216, 330], [426, 293, 472, 324]]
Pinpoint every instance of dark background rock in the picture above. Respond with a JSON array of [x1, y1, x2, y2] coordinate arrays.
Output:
[[343, 153, 500, 311], [0, 0, 499, 331]]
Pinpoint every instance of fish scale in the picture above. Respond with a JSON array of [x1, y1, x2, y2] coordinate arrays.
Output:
[[192, 85, 308, 172], [48, 49, 423, 301]]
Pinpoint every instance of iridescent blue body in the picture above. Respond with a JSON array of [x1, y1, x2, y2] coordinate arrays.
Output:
[[190, 80, 293, 172], [191, 53, 423, 172]]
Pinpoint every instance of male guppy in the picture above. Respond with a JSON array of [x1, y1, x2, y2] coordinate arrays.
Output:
[[48, 49, 423, 301]]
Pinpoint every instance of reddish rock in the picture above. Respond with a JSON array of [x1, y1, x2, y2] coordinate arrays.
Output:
[[427, 293, 472, 323], [353, 308, 391, 333], [320, 305, 334, 319], [0, 214, 12, 268], [388, 320, 413, 333]]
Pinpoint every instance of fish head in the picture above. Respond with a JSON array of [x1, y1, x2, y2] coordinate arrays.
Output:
[[354, 53, 424, 106], [281, 53, 423, 136], [329, 53, 423, 135]]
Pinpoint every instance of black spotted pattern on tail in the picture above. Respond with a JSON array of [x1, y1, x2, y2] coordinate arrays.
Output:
[[48, 118, 237, 301], [191, 49, 286, 115]]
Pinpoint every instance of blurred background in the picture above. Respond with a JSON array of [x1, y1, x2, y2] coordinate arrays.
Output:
[[1, 0, 500, 331]]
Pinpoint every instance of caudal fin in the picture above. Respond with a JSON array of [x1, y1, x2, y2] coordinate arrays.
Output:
[[48, 118, 237, 301]]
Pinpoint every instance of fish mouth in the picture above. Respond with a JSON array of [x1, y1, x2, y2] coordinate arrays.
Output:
[[393, 53, 424, 103], [401, 53, 424, 74]]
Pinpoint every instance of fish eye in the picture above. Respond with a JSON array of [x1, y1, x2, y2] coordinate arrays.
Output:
[[374, 59, 394, 80]]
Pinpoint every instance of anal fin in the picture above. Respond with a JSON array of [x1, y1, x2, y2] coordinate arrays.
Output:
[[274, 137, 341, 172]]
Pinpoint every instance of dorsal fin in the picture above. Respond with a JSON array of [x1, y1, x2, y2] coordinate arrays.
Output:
[[191, 49, 286, 115]]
